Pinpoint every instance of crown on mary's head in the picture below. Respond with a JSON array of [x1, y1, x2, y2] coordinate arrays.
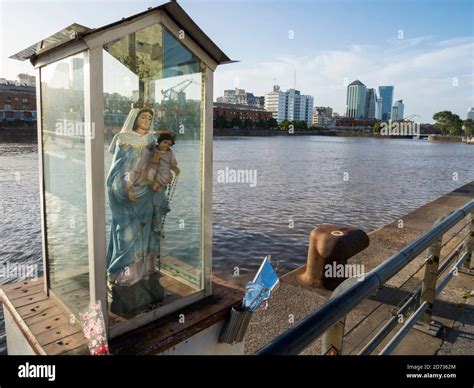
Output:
[[132, 100, 154, 109]]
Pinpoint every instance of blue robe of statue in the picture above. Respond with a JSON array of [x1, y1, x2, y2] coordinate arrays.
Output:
[[106, 131, 168, 286]]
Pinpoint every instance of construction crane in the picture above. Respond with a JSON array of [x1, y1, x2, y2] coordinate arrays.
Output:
[[160, 79, 200, 102], [401, 114, 420, 122], [159, 78, 200, 132]]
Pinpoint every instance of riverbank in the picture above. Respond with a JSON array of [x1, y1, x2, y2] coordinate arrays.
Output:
[[214, 128, 414, 138], [245, 181, 474, 355], [428, 134, 465, 142], [214, 128, 473, 142], [214, 128, 432, 139], [0, 126, 37, 142], [2, 126, 466, 143]]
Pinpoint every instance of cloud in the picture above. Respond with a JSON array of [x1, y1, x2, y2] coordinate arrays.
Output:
[[215, 36, 474, 122]]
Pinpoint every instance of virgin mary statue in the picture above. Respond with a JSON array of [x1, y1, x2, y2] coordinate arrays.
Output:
[[106, 107, 166, 289]]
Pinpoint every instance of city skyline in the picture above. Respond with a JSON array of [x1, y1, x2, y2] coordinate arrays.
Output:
[[1, 0, 472, 123]]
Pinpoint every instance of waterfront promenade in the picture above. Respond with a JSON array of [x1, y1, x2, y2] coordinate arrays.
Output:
[[245, 181, 474, 355]]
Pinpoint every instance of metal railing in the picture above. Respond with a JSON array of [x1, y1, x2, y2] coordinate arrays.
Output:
[[256, 199, 474, 355]]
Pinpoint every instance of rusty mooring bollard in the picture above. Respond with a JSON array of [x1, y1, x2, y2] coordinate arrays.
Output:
[[298, 225, 369, 290]]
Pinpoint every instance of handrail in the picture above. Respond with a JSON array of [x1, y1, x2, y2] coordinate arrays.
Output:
[[379, 302, 429, 355], [256, 199, 474, 355], [379, 251, 469, 355], [358, 238, 465, 355]]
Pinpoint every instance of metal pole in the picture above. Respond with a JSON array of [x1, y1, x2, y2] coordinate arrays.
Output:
[[322, 316, 345, 355], [379, 302, 429, 355], [379, 253, 468, 355], [415, 216, 444, 334], [436, 251, 469, 295], [360, 245, 464, 355], [358, 290, 419, 355], [461, 210, 473, 274], [437, 241, 465, 277], [419, 253, 441, 326], [321, 276, 360, 355]]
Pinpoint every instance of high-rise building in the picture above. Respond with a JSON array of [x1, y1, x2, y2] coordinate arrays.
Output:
[[392, 100, 404, 120], [391, 105, 398, 122], [379, 86, 394, 120], [71, 58, 84, 91], [254, 96, 265, 109], [375, 96, 383, 120], [313, 106, 333, 126], [217, 88, 264, 108], [264, 85, 286, 123], [286, 89, 299, 121], [467, 108, 474, 120], [346, 80, 366, 118], [364, 88, 376, 119], [297, 94, 314, 124], [17, 73, 36, 87], [264, 85, 313, 125], [51, 62, 70, 89]]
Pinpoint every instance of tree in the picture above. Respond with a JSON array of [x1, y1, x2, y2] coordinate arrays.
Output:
[[278, 119, 291, 131], [433, 111, 463, 135], [373, 122, 382, 134], [230, 116, 242, 129], [214, 115, 228, 129], [463, 119, 474, 136], [294, 120, 308, 130], [266, 117, 278, 129], [243, 118, 254, 129], [256, 119, 266, 129]]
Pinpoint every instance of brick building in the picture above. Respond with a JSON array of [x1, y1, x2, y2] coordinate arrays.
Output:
[[213, 102, 272, 121], [0, 83, 36, 111], [335, 117, 378, 128]]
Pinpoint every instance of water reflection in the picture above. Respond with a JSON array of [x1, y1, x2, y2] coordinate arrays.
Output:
[[1, 136, 474, 353]]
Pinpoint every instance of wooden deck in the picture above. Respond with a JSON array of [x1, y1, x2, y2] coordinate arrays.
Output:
[[0, 275, 243, 355], [46, 255, 202, 319], [109, 277, 244, 355]]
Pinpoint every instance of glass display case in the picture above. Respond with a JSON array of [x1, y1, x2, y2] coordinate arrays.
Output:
[[14, 2, 232, 338], [102, 22, 206, 331]]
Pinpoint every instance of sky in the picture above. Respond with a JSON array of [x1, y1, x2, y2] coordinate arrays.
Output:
[[0, 0, 473, 123]]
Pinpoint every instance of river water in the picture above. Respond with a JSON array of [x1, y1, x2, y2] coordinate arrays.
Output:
[[1, 135, 473, 353]]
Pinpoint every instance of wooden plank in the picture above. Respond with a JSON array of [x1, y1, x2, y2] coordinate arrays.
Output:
[[16, 298, 56, 320], [37, 323, 82, 347], [110, 281, 243, 355], [164, 278, 195, 298], [0, 289, 47, 355], [43, 332, 88, 355], [28, 313, 72, 336], [11, 292, 49, 309], [54, 271, 89, 285], [1, 278, 88, 355], [53, 279, 88, 295], [126, 289, 241, 354], [49, 267, 89, 284], [162, 256, 200, 275], [161, 256, 201, 287], [4, 276, 244, 356], [154, 291, 242, 353], [1, 278, 44, 295], [212, 276, 245, 291], [24, 306, 63, 326], [7, 283, 45, 301], [61, 287, 90, 302], [159, 276, 174, 288], [65, 295, 90, 312]]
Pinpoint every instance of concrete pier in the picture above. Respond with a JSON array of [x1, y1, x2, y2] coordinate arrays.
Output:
[[245, 181, 474, 355]]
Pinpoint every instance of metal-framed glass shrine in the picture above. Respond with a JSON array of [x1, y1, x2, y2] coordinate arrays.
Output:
[[11, 1, 232, 338]]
